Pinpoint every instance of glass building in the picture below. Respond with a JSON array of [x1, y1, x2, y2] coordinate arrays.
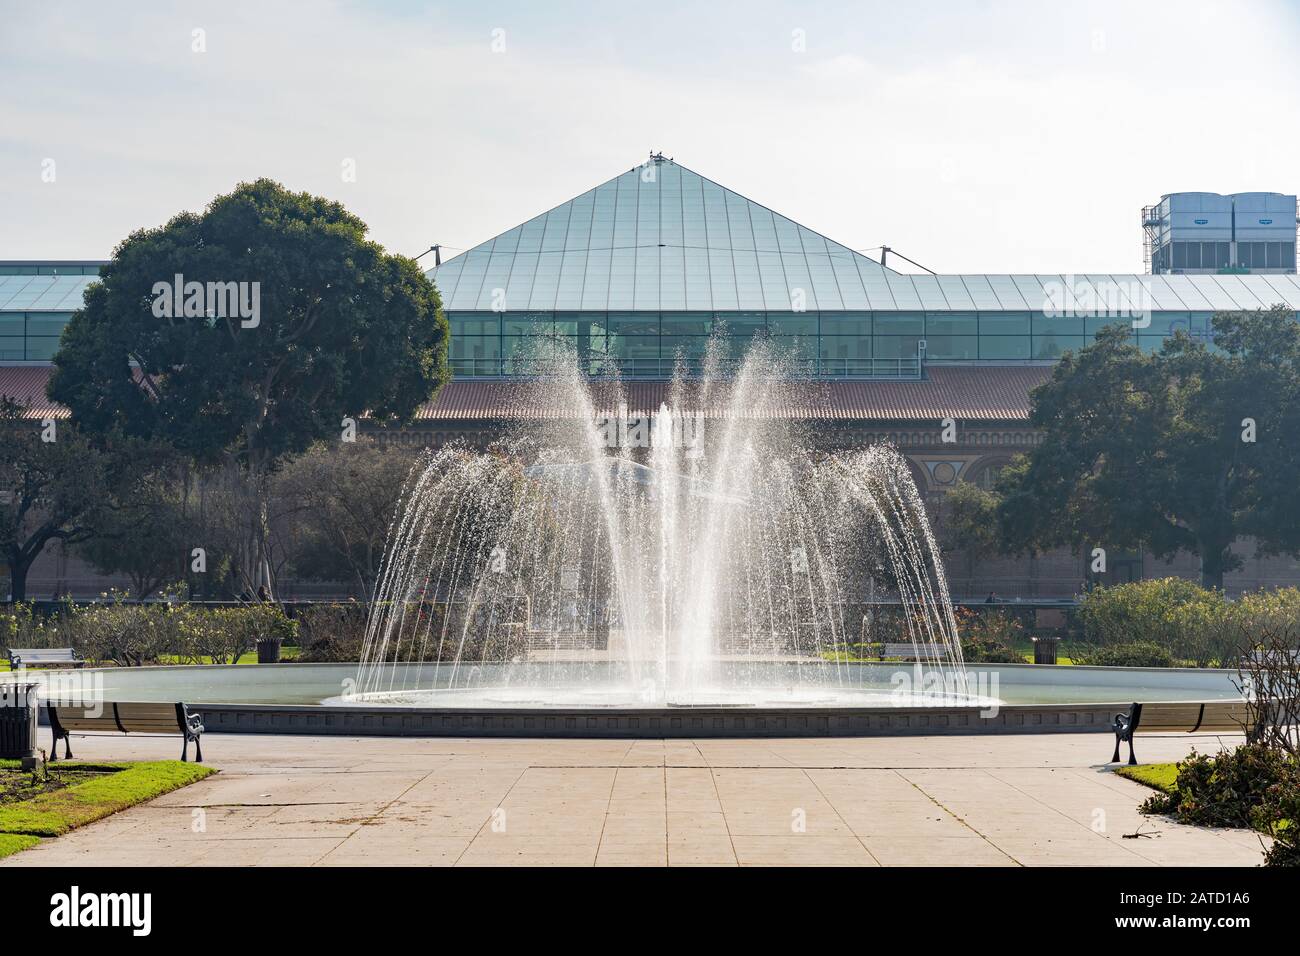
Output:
[[430, 156, 1300, 380], [0, 263, 100, 362]]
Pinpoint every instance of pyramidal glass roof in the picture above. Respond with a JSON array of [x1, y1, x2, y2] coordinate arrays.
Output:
[[430, 155, 896, 313], [429, 157, 1300, 315]]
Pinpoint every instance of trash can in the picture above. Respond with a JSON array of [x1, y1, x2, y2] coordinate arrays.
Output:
[[1032, 635, 1059, 665], [256, 639, 282, 664], [0, 682, 40, 770]]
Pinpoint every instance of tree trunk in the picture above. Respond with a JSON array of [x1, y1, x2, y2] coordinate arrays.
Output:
[[8, 559, 28, 603], [253, 466, 275, 602], [1199, 549, 1226, 591]]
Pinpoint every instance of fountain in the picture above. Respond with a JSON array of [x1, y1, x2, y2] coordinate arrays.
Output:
[[350, 336, 989, 711]]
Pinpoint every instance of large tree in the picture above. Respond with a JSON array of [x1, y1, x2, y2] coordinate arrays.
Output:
[[995, 306, 1300, 589], [48, 179, 448, 597], [274, 438, 419, 598], [0, 401, 108, 601]]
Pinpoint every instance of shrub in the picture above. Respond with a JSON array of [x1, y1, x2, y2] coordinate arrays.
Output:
[[1140, 743, 1300, 866], [1141, 744, 1289, 826], [1075, 641, 1175, 667], [61, 600, 175, 666], [1077, 578, 1231, 666], [296, 603, 369, 662], [956, 608, 1025, 663]]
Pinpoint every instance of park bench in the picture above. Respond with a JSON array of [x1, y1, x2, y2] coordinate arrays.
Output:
[[6, 647, 84, 669], [1109, 700, 1262, 765], [46, 702, 204, 763]]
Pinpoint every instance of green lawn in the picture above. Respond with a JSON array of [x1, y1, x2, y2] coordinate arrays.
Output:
[[1115, 762, 1179, 793], [3, 647, 300, 670], [0, 833, 40, 859], [0, 760, 215, 841]]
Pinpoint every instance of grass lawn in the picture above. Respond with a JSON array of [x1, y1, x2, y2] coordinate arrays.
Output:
[[0, 760, 215, 849], [0, 833, 40, 859], [3, 647, 300, 670], [1115, 763, 1179, 794]]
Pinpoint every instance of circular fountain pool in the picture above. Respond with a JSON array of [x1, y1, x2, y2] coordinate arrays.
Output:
[[6, 661, 1246, 739]]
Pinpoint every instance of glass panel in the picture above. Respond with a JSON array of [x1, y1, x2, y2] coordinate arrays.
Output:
[[978, 336, 1031, 360], [924, 312, 977, 336], [819, 336, 872, 359], [1032, 335, 1086, 359], [23, 338, 59, 360], [604, 312, 658, 335], [0, 338, 24, 360], [660, 336, 710, 360], [606, 335, 659, 359], [1031, 311, 1083, 333], [451, 336, 502, 359], [502, 312, 551, 335], [924, 334, 979, 359], [660, 312, 713, 335], [766, 311, 816, 334], [715, 311, 765, 338], [873, 312, 923, 334], [448, 313, 500, 336], [874, 334, 922, 358], [820, 311, 870, 335], [978, 312, 1030, 335], [0, 314, 25, 336], [769, 335, 817, 361], [1084, 315, 1131, 334]]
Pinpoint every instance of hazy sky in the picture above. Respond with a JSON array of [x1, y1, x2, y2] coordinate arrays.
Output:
[[2, 0, 1298, 273]]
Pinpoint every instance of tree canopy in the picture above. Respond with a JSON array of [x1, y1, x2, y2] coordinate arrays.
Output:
[[48, 178, 449, 596], [994, 306, 1300, 589]]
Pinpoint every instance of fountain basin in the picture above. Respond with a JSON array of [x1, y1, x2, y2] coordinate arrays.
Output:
[[5, 662, 1245, 738]]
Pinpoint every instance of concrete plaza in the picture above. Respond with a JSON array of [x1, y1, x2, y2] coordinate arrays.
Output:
[[2, 731, 1267, 867]]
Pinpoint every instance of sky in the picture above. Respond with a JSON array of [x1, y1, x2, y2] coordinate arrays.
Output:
[[1, 0, 1298, 274]]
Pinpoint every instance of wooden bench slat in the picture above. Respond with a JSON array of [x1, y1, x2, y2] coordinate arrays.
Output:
[[46, 701, 204, 763], [1112, 698, 1287, 764]]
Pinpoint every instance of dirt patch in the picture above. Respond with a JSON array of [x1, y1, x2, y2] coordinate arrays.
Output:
[[0, 766, 118, 805]]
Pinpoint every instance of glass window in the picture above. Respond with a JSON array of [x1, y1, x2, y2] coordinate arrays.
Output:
[[820, 312, 870, 335], [0, 314, 24, 336], [874, 334, 922, 359], [978, 336, 1031, 360], [924, 312, 977, 336], [1032, 335, 1086, 359], [660, 312, 713, 335], [1032, 311, 1083, 334], [606, 335, 659, 359], [715, 312, 766, 338], [451, 336, 502, 359], [0, 338, 24, 360], [873, 312, 923, 335], [978, 312, 1030, 335], [819, 336, 872, 360], [448, 313, 499, 336], [503, 312, 552, 335], [766, 311, 816, 335], [24, 338, 61, 361], [924, 334, 979, 360], [660, 336, 710, 360], [603, 312, 658, 335], [769, 335, 816, 361], [1084, 316, 1132, 335]]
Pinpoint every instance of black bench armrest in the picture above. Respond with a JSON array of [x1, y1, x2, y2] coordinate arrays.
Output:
[[1110, 703, 1142, 765]]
